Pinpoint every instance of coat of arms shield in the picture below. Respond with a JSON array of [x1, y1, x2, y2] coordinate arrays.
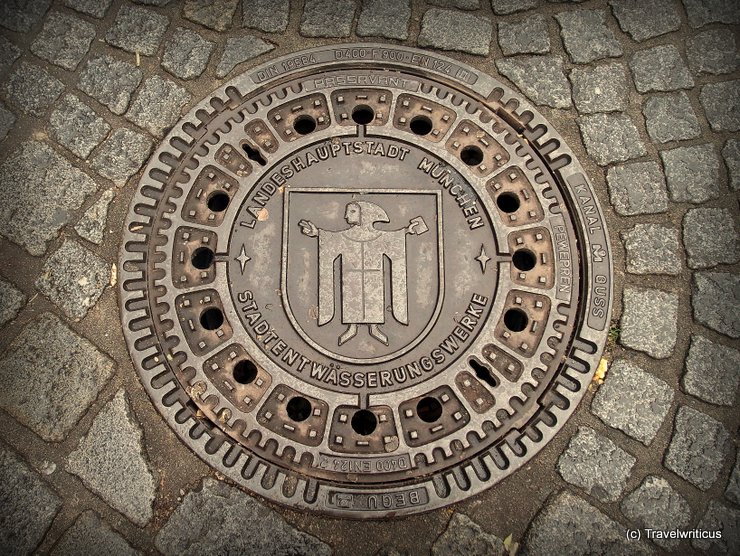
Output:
[[281, 188, 444, 364]]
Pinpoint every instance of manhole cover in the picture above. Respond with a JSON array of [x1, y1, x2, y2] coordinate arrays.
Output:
[[120, 44, 613, 517]]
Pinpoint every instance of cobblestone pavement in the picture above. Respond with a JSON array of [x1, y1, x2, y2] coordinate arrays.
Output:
[[0, 1, 738, 554]]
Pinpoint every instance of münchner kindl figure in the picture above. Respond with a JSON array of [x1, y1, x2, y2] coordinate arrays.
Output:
[[299, 201, 428, 346]]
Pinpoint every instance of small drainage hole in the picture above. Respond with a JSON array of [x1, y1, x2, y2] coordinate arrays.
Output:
[[512, 249, 537, 271], [460, 145, 484, 166], [207, 191, 230, 212], [496, 192, 520, 213], [293, 115, 317, 135], [191, 247, 214, 269], [351, 409, 378, 435], [242, 142, 267, 166], [416, 397, 443, 423], [287, 396, 312, 422], [504, 308, 528, 332], [469, 359, 498, 388], [233, 360, 258, 384], [410, 115, 433, 136], [352, 105, 375, 125], [200, 307, 224, 330]]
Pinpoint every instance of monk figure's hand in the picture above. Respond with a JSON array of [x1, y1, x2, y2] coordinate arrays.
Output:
[[298, 219, 318, 237]]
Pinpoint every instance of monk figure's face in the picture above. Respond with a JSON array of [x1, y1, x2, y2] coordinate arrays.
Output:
[[345, 203, 360, 225]]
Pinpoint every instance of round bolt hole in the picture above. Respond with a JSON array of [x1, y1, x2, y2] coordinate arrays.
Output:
[[504, 308, 529, 332], [460, 145, 484, 166], [207, 191, 230, 212], [286, 396, 312, 422], [293, 115, 317, 135], [351, 409, 378, 435], [512, 249, 537, 271], [200, 307, 224, 330], [409, 115, 433, 136], [191, 247, 215, 269], [416, 396, 443, 423], [351, 105, 375, 125], [496, 192, 520, 213], [233, 360, 258, 384]]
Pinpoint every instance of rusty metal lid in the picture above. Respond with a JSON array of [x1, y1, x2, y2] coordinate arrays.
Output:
[[120, 43, 613, 518]]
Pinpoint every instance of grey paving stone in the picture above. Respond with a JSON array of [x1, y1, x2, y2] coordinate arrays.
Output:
[[431, 513, 505, 556], [609, 0, 681, 42], [555, 9, 622, 64], [75, 189, 116, 245], [661, 143, 720, 203], [67, 390, 156, 527], [694, 501, 740, 554], [557, 427, 636, 502], [105, 5, 169, 56], [418, 8, 492, 56], [133, 0, 173, 5], [665, 405, 731, 491], [727, 455, 740, 505], [4, 62, 64, 117], [125, 75, 191, 137], [0, 36, 21, 75], [683, 208, 739, 270], [496, 56, 571, 109], [700, 80, 740, 132], [30, 12, 96, 71], [0, 0, 50, 32], [606, 161, 668, 216], [429, 0, 480, 9], [643, 92, 701, 144], [184, 0, 238, 32], [0, 313, 114, 441], [497, 16, 550, 56], [242, 0, 289, 33], [52, 511, 139, 556], [491, 0, 538, 14], [0, 446, 62, 555], [0, 279, 25, 328], [723, 139, 740, 191], [216, 36, 275, 78], [300, 0, 356, 38], [64, 0, 113, 18], [682, 0, 740, 28], [78, 55, 143, 116], [687, 28, 740, 76], [90, 128, 153, 187], [525, 491, 652, 556], [620, 287, 678, 359], [692, 271, 740, 338], [630, 45, 694, 93], [35, 239, 111, 321], [592, 360, 674, 445], [0, 141, 97, 256], [621, 224, 681, 275], [577, 113, 646, 166], [50, 94, 111, 159], [155, 478, 331, 555], [620, 476, 691, 550], [162, 27, 214, 80], [682, 335, 740, 407], [570, 62, 628, 114], [0, 102, 16, 142], [357, 0, 410, 40]]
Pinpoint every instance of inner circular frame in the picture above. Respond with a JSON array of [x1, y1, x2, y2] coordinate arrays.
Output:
[[226, 135, 497, 375], [119, 43, 613, 518]]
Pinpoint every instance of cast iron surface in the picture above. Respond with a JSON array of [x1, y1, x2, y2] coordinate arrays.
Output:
[[120, 44, 613, 518]]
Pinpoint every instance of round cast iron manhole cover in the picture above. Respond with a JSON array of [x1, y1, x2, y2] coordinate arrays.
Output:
[[120, 44, 613, 517]]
